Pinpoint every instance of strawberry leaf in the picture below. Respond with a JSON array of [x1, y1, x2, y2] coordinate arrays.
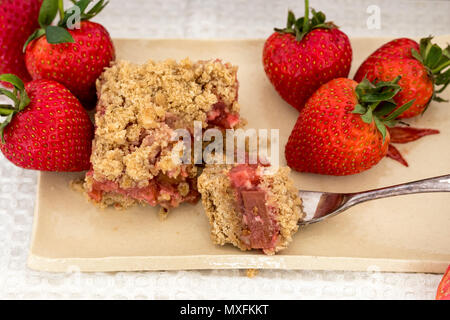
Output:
[[425, 44, 443, 69], [39, 0, 59, 28], [0, 74, 25, 91], [45, 25, 75, 44], [0, 105, 15, 116], [384, 100, 415, 122], [373, 116, 387, 142], [23, 28, 46, 52], [0, 88, 19, 106], [311, 9, 326, 25], [0, 74, 31, 144], [361, 108, 373, 124], [357, 76, 401, 103], [72, 0, 92, 12], [433, 95, 448, 102], [351, 104, 366, 114], [360, 89, 400, 103], [411, 48, 423, 63], [0, 113, 14, 144], [419, 36, 433, 58], [383, 119, 397, 128], [286, 10, 295, 29], [373, 101, 398, 117], [59, 0, 109, 27], [374, 76, 401, 88], [435, 69, 450, 89], [18, 90, 31, 112]]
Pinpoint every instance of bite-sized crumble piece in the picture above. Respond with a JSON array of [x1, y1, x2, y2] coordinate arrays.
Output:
[[84, 58, 242, 210], [198, 163, 304, 255]]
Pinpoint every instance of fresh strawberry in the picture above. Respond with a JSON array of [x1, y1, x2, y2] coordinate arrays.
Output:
[[0, 0, 42, 83], [354, 37, 450, 118], [24, 0, 115, 107], [0, 74, 93, 171], [263, 0, 352, 111], [436, 265, 450, 300], [285, 77, 413, 175], [354, 38, 419, 81]]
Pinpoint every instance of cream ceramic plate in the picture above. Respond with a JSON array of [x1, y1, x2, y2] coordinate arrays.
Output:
[[28, 37, 450, 273]]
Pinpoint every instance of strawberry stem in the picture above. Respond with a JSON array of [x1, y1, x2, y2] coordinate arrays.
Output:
[[274, 0, 333, 41], [58, 0, 65, 20], [303, 0, 309, 32]]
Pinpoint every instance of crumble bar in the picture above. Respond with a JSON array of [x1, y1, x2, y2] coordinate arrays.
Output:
[[84, 58, 242, 209], [198, 163, 304, 255]]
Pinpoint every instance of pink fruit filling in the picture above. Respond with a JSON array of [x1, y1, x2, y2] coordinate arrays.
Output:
[[228, 164, 280, 251], [207, 101, 240, 129], [86, 171, 199, 209]]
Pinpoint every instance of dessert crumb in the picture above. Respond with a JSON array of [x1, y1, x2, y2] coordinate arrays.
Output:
[[69, 178, 85, 193], [246, 269, 259, 278], [159, 207, 169, 221]]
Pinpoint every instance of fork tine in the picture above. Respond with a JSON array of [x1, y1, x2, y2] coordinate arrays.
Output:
[[298, 191, 349, 225]]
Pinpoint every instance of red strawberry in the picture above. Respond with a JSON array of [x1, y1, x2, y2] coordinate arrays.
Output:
[[354, 37, 450, 118], [0, 74, 93, 171], [285, 77, 412, 175], [263, 0, 352, 111], [0, 0, 43, 83], [24, 0, 115, 107], [354, 38, 419, 81], [436, 265, 450, 300]]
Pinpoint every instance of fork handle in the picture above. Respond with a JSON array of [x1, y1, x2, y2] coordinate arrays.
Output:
[[345, 174, 450, 208]]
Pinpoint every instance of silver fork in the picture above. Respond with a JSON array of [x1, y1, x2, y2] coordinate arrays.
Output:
[[299, 174, 450, 225]]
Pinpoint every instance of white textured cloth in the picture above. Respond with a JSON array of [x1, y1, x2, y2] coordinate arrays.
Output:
[[0, 0, 449, 300]]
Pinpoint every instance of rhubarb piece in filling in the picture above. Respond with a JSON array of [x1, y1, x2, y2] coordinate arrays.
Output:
[[198, 163, 304, 254], [84, 58, 242, 210]]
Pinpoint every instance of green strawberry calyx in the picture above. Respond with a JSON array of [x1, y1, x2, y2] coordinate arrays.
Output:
[[274, 0, 336, 41], [23, 0, 109, 52], [411, 37, 450, 102], [0, 74, 31, 144], [352, 77, 414, 143]]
